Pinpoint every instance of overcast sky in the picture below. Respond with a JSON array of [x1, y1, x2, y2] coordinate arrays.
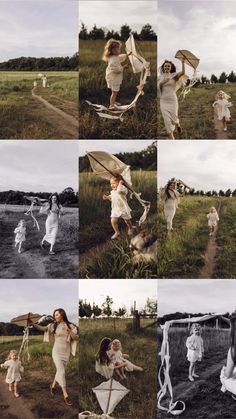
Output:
[[0, 141, 78, 192], [78, 140, 154, 157], [158, 140, 236, 191], [79, 0, 157, 32], [158, 0, 236, 78], [158, 279, 236, 316], [0, 0, 77, 61], [0, 279, 78, 323], [79, 279, 157, 312]]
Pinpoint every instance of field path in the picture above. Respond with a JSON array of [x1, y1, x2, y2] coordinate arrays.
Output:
[[199, 203, 222, 279], [0, 378, 34, 419], [214, 110, 228, 140], [31, 87, 78, 138]]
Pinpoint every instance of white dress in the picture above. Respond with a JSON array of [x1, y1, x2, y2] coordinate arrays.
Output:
[[159, 76, 179, 134], [42, 76, 47, 88], [105, 54, 127, 92], [14, 226, 26, 243], [108, 348, 135, 372], [41, 203, 62, 246], [95, 360, 114, 379], [111, 184, 132, 220], [220, 350, 236, 395], [1, 359, 24, 383], [213, 99, 232, 121], [162, 190, 180, 230], [207, 212, 219, 227], [186, 335, 204, 363]]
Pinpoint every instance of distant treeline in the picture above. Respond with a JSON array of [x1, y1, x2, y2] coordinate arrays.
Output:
[[198, 71, 236, 85], [0, 322, 40, 336], [79, 23, 157, 41], [0, 187, 78, 207], [0, 54, 78, 71], [186, 188, 236, 197], [79, 143, 157, 172], [158, 312, 231, 328]]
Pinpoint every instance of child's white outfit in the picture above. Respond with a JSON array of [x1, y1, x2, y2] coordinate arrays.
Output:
[[110, 184, 132, 220], [105, 54, 127, 92], [42, 76, 47, 88], [186, 334, 204, 363], [107, 349, 134, 371], [213, 99, 232, 121], [207, 211, 219, 227], [1, 359, 24, 383], [14, 225, 26, 244]]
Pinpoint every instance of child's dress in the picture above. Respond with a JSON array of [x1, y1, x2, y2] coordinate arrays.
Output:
[[207, 212, 219, 227], [186, 335, 204, 363], [105, 54, 127, 92], [111, 184, 132, 220], [14, 226, 26, 244], [107, 349, 135, 372], [1, 359, 24, 383], [213, 99, 232, 121]]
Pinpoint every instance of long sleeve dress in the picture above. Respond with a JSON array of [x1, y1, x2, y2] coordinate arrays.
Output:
[[105, 54, 127, 92], [186, 334, 204, 363], [1, 359, 24, 383], [213, 99, 232, 121], [207, 212, 219, 227]]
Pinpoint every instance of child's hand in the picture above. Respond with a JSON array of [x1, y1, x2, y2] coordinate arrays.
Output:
[[123, 64, 129, 69], [102, 194, 108, 200], [126, 50, 132, 56]]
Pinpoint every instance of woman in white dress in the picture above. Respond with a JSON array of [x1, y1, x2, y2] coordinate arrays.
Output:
[[32, 308, 78, 406], [220, 313, 236, 398], [40, 193, 63, 254], [158, 59, 185, 139], [160, 180, 181, 235]]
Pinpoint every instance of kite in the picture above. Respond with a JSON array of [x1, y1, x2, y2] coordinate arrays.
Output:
[[87, 151, 151, 225], [24, 195, 48, 230], [175, 50, 200, 98], [86, 33, 151, 121], [94, 378, 129, 416], [11, 312, 42, 362]]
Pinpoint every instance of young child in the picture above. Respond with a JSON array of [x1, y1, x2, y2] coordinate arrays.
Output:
[[103, 175, 133, 240], [212, 90, 233, 132], [1, 350, 24, 397], [108, 339, 143, 379], [186, 323, 204, 381], [102, 39, 131, 109], [207, 206, 219, 236], [14, 219, 26, 253]]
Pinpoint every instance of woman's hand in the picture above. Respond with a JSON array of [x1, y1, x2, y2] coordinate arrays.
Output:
[[103, 194, 108, 200], [127, 50, 132, 56], [123, 64, 129, 69]]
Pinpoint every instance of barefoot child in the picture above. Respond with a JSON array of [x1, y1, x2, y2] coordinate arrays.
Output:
[[186, 323, 204, 381], [213, 90, 233, 132], [102, 39, 132, 109], [1, 350, 24, 397], [14, 219, 26, 253], [108, 339, 143, 379], [103, 175, 133, 240], [207, 206, 219, 236]]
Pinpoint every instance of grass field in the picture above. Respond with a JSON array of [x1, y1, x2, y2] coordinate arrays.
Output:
[[157, 83, 236, 139], [0, 71, 78, 139], [0, 335, 78, 418], [79, 318, 157, 418], [79, 40, 157, 139], [79, 170, 157, 278], [0, 205, 78, 278]]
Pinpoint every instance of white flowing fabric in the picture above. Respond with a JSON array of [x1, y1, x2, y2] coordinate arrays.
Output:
[[220, 365, 236, 395], [92, 379, 129, 415]]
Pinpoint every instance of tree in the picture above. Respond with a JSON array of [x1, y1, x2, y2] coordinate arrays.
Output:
[[225, 188, 232, 197], [228, 71, 236, 83], [140, 24, 157, 41], [79, 300, 93, 317], [105, 30, 120, 40], [219, 190, 225, 196], [102, 296, 113, 317], [114, 307, 127, 317], [219, 72, 227, 84], [92, 304, 102, 317], [120, 24, 131, 40], [89, 25, 105, 40], [79, 22, 88, 40], [142, 298, 157, 316], [210, 74, 218, 84], [206, 191, 212, 197]]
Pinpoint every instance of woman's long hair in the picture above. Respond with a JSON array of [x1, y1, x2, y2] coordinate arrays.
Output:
[[102, 39, 122, 62], [48, 193, 60, 211], [53, 308, 71, 333], [96, 337, 112, 365], [161, 60, 176, 74], [230, 313, 236, 365], [164, 180, 177, 200]]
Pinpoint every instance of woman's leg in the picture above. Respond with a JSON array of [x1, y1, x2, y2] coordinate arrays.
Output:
[[52, 355, 72, 404]]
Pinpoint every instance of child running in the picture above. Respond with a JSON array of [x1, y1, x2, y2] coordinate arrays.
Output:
[[0, 350, 24, 397], [102, 39, 132, 109], [212, 90, 233, 132], [186, 323, 204, 382], [103, 175, 133, 240], [207, 206, 219, 236], [108, 339, 143, 379], [14, 219, 26, 253]]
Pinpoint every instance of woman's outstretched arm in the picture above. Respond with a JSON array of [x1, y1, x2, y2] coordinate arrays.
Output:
[[175, 59, 185, 80]]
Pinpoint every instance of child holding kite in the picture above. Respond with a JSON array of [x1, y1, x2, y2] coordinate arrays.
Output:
[[212, 90, 233, 132], [186, 323, 204, 382], [103, 175, 133, 240], [207, 206, 219, 236], [1, 350, 24, 397], [14, 219, 26, 254]]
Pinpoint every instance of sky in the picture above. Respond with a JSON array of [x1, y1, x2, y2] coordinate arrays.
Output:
[[78, 139, 154, 157], [158, 0, 236, 78], [158, 279, 236, 316], [79, 279, 157, 312], [79, 0, 157, 32], [0, 141, 78, 192], [158, 140, 236, 191], [0, 278, 78, 323], [0, 0, 78, 61]]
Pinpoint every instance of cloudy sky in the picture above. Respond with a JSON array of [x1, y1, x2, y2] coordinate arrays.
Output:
[[79, 0, 157, 32], [0, 141, 78, 192], [158, 140, 236, 191], [79, 279, 157, 312], [158, 0, 236, 77], [78, 139, 154, 157], [158, 279, 236, 316], [0, 0, 77, 61], [0, 278, 78, 323]]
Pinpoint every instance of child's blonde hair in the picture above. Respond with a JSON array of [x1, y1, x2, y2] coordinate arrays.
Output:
[[210, 206, 216, 211], [110, 174, 122, 183], [7, 350, 18, 360], [102, 39, 122, 62], [215, 90, 231, 101], [18, 219, 26, 227], [112, 339, 122, 350], [190, 323, 202, 335]]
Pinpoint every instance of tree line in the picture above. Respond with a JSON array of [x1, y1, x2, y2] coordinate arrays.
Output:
[[0, 187, 78, 207], [0, 322, 41, 336], [198, 71, 236, 85], [0, 54, 78, 71], [79, 143, 157, 172], [79, 23, 157, 41], [186, 188, 236, 197]]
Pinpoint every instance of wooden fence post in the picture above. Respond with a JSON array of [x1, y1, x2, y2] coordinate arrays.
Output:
[[133, 310, 140, 333]]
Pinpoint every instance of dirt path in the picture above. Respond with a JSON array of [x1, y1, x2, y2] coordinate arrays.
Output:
[[31, 87, 78, 138], [214, 110, 228, 139], [199, 203, 221, 279], [0, 379, 34, 419]]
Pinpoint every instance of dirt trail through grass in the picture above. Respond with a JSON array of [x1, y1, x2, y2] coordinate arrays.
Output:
[[32, 87, 78, 138], [214, 110, 228, 140], [199, 203, 222, 279], [0, 378, 34, 419]]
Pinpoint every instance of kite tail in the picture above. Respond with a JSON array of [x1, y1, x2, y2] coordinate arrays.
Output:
[[79, 413, 114, 419], [131, 191, 151, 225], [24, 202, 40, 230], [18, 326, 30, 362]]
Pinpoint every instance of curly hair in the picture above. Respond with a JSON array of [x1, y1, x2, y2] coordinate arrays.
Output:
[[161, 60, 176, 74], [102, 39, 122, 62]]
